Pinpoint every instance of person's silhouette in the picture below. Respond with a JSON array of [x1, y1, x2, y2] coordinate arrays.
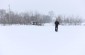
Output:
[[55, 20, 59, 32]]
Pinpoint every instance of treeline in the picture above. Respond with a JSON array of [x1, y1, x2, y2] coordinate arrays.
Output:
[[0, 9, 52, 25], [0, 9, 84, 26]]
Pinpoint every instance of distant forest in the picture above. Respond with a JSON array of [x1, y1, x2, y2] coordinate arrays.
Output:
[[0, 9, 84, 26]]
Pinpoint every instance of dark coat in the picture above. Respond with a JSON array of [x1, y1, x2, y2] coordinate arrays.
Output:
[[55, 21, 59, 27]]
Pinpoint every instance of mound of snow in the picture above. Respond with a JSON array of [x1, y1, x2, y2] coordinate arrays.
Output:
[[44, 23, 54, 26]]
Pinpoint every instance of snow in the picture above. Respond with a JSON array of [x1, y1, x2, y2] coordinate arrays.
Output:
[[0, 25, 85, 55]]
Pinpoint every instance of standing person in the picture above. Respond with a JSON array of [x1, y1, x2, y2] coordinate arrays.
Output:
[[55, 20, 59, 32]]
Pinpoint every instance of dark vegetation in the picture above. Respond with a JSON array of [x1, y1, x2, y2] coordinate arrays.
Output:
[[0, 9, 84, 26]]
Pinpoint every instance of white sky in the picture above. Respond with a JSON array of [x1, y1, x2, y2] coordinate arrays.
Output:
[[0, 0, 85, 19]]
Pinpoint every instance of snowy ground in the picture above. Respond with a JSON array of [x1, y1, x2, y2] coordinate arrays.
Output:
[[0, 25, 85, 55]]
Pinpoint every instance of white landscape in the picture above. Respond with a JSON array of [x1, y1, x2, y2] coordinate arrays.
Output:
[[0, 24, 85, 55], [0, 0, 85, 55]]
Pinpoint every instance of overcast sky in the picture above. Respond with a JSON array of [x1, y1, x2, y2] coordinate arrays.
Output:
[[0, 0, 85, 19]]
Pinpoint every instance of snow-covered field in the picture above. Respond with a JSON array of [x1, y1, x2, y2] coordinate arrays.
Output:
[[0, 25, 85, 55]]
